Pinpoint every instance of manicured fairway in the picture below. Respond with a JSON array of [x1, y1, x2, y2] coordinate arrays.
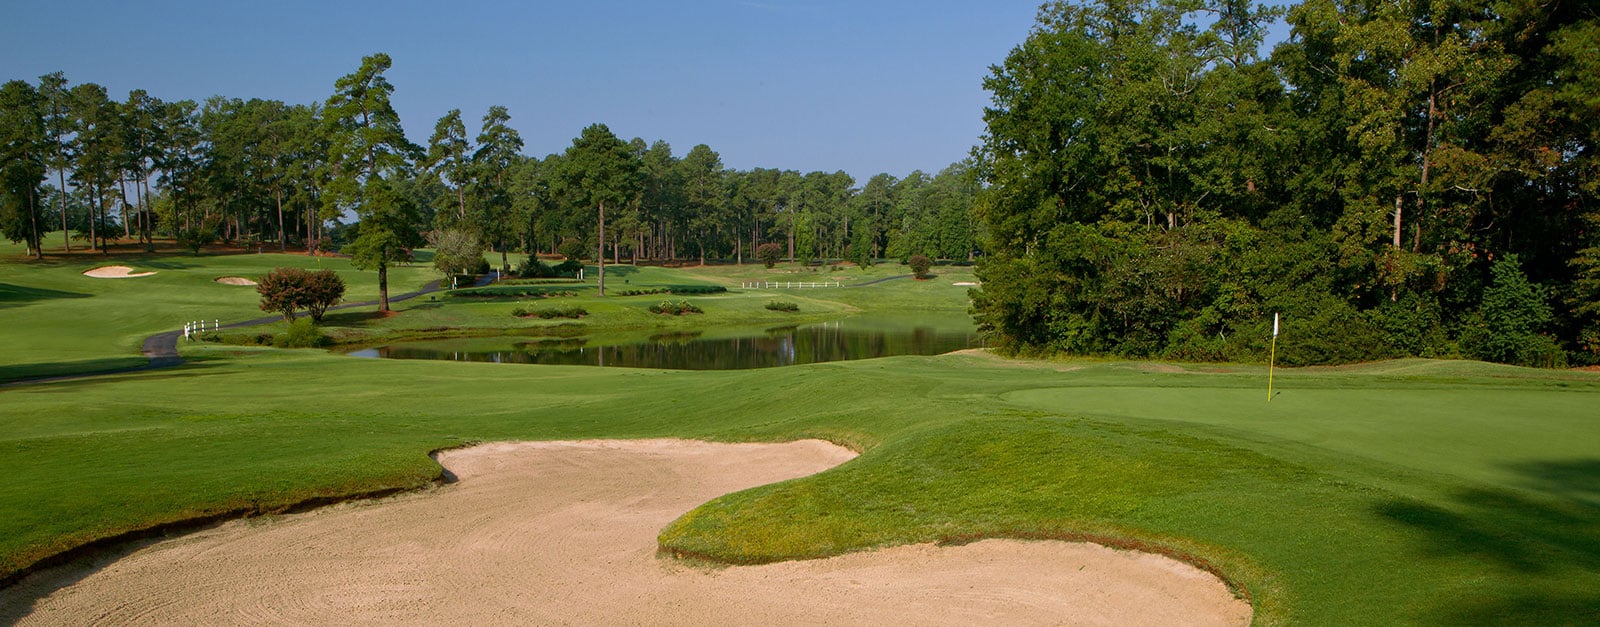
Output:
[[2, 243, 1597, 623], [0, 245, 436, 381]]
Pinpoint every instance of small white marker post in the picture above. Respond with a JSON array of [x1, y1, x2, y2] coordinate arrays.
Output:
[[1268, 312, 1280, 402]]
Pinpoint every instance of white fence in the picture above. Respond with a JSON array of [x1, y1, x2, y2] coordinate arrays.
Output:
[[741, 281, 842, 289], [183, 319, 220, 339]]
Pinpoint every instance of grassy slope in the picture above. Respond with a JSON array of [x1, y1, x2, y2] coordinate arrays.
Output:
[[2, 245, 1597, 623], [310, 260, 975, 344], [0, 240, 436, 381]]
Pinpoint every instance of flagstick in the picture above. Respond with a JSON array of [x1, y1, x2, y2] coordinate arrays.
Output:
[[1268, 312, 1279, 402]]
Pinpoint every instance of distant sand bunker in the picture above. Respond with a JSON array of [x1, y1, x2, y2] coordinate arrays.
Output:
[[81, 266, 156, 278], [214, 276, 257, 286], [6, 440, 1250, 625], [953, 281, 978, 286]]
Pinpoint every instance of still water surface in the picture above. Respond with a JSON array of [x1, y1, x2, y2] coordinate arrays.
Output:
[[346, 318, 980, 370]]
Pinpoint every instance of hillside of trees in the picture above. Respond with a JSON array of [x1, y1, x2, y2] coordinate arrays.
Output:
[[6, 0, 1597, 368], [972, 0, 1599, 367], [0, 59, 979, 278]]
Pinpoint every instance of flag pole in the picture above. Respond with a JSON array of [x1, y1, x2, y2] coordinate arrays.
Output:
[[1268, 312, 1279, 402]]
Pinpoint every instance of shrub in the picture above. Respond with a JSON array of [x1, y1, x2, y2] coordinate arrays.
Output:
[[908, 254, 933, 279], [648, 300, 703, 315], [257, 267, 347, 322], [614, 285, 726, 297], [177, 226, 215, 255], [557, 237, 588, 262], [756, 242, 784, 268], [1460, 255, 1562, 366], [429, 228, 486, 276], [765, 300, 799, 312], [519, 257, 558, 278], [199, 332, 274, 346], [277, 318, 330, 348], [457, 287, 578, 299], [555, 259, 585, 276], [512, 305, 587, 319]]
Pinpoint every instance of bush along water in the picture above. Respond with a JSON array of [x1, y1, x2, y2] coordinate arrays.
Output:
[[277, 318, 331, 348], [765, 300, 799, 312], [511, 306, 588, 319], [649, 300, 704, 315]]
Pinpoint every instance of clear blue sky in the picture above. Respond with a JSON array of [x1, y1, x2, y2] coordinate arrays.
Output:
[[1, 1, 1045, 182]]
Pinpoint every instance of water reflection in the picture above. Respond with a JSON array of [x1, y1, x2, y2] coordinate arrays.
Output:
[[347, 321, 980, 370]]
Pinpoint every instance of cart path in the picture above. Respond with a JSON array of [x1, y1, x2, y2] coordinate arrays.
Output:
[[5, 276, 484, 388]]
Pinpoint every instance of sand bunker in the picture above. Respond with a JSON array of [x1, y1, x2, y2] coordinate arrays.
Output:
[[81, 265, 156, 279], [214, 276, 257, 286], [4, 440, 1249, 625], [953, 281, 978, 286]]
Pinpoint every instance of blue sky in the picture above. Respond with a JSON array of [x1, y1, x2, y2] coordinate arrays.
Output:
[[1, 1, 1045, 181]]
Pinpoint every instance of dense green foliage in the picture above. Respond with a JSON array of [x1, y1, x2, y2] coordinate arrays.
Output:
[[276, 317, 330, 348], [255, 266, 346, 322], [973, 0, 1600, 366], [1, 63, 977, 277], [907, 254, 932, 279]]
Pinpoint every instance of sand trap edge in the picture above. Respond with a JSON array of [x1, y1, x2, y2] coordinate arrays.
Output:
[[82, 266, 157, 278]]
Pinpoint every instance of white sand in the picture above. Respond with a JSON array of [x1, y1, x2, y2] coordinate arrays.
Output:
[[5, 439, 1250, 625], [81, 266, 156, 278], [214, 276, 257, 286]]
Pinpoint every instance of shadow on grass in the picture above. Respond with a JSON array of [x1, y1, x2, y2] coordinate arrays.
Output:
[[1375, 459, 1600, 623], [597, 264, 640, 279], [317, 310, 390, 327], [0, 283, 92, 309], [8, 364, 227, 392], [137, 259, 198, 270], [1510, 459, 1600, 510], [0, 357, 150, 384]]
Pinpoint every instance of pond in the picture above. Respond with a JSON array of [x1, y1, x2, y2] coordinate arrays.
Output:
[[344, 317, 982, 370]]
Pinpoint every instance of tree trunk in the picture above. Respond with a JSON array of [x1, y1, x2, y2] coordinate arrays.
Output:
[[119, 177, 131, 238], [28, 188, 42, 259], [1414, 87, 1438, 255], [276, 189, 286, 252], [89, 184, 101, 254], [1392, 194, 1403, 249], [57, 164, 70, 252], [378, 259, 390, 312], [597, 201, 606, 297]]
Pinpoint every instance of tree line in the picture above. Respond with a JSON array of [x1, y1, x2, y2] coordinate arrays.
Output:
[[0, 58, 981, 293], [972, 0, 1600, 367]]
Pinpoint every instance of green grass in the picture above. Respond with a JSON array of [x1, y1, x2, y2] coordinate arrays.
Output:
[[309, 260, 970, 345], [3, 241, 1598, 623], [0, 239, 436, 381]]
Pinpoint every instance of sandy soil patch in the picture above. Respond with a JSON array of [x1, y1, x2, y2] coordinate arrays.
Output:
[[953, 281, 979, 286], [4, 439, 1249, 625], [81, 265, 156, 278], [214, 276, 257, 286]]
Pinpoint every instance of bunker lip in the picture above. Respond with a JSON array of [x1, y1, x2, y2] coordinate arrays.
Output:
[[4, 439, 1250, 625], [214, 276, 257, 286], [81, 265, 156, 278]]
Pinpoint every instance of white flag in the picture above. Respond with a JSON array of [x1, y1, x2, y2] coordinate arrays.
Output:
[[1273, 313, 1280, 337]]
